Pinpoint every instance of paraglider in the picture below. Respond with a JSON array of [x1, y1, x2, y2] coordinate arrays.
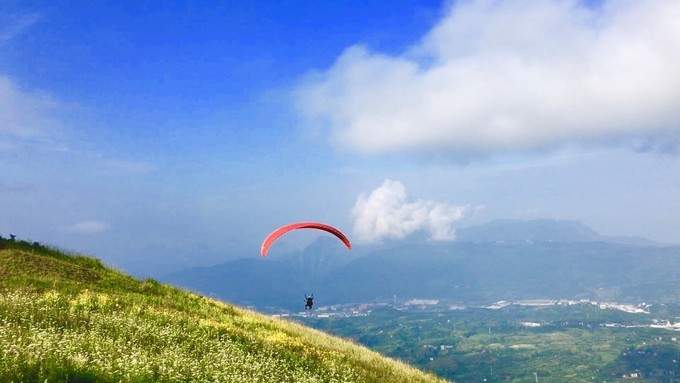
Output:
[[260, 222, 351, 257], [260, 221, 351, 311], [305, 294, 314, 310]]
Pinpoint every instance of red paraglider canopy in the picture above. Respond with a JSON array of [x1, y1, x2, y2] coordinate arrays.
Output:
[[260, 222, 352, 257]]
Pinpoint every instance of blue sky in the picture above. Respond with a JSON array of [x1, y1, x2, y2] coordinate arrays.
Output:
[[2, 0, 679, 276]]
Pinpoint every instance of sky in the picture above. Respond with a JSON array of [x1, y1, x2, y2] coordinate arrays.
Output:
[[1, 0, 679, 276]]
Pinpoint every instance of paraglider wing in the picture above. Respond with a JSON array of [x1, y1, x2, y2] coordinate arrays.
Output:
[[260, 222, 352, 257]]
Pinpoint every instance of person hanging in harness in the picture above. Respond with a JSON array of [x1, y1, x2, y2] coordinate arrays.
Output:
[[304, 294, 314, 310]]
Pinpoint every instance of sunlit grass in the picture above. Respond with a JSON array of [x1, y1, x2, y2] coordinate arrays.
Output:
[[0, 239, 446, 383]]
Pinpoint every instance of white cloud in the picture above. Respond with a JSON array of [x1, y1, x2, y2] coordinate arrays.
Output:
[[0, 13, 61, 141], [63, 220, 111, 235], [0, 74, 157, 172], [295, 0, 680, 155], [0, 75, 61, 138], [352, 179, 467, 242]]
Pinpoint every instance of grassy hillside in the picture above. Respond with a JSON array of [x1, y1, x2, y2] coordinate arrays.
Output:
[[0, 238, 445, 383]]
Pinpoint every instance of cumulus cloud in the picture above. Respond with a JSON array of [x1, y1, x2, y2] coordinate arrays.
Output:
[[63, 220, 111, 235], [352, 179, 467, 242], [295, 0, 680, 155]]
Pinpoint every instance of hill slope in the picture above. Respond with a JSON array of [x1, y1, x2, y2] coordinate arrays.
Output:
[[0, 238, 445, 383]]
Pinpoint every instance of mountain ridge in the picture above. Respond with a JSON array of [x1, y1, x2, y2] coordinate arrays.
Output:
[[455, 219, 659, 246], [165, 220, 679, 310]]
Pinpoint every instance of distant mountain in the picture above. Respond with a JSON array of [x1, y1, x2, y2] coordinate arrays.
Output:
[[164, 220, 678, 310], [165, 237, 360, 309], [456, 219, 658, 246], [322, 241, 680, 304]]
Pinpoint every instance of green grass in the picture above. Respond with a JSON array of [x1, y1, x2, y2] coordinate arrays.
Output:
[[0, 238, 446, 383]]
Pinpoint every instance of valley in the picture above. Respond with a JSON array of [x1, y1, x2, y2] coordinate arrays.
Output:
[[299, 302, 680, 382]]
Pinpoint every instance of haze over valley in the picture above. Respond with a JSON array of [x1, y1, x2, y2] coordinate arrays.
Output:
[[166, 219, 680, 311]]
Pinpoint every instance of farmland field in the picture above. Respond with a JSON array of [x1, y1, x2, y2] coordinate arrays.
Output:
[[301, 302, 680, 382]]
